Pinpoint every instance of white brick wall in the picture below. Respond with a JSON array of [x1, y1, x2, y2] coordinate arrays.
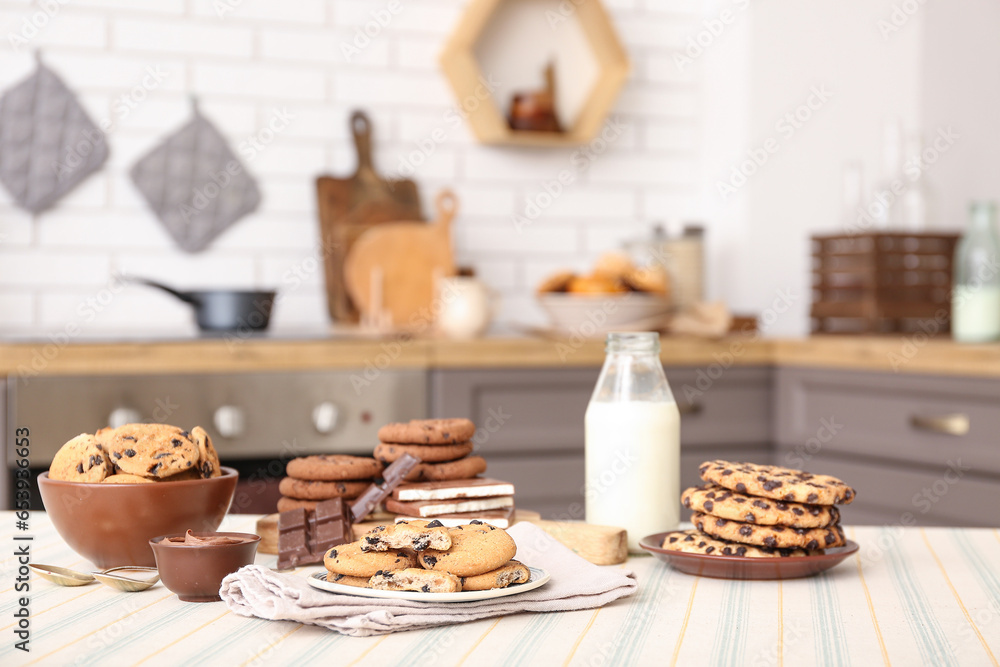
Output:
[[0, 0, 702, 334]]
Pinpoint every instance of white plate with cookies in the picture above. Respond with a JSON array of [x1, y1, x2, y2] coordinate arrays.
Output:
[[307, 566, 550, 602]]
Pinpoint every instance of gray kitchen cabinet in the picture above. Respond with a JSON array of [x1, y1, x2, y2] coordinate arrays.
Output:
[[431, 367, 773, 519], [774, 367, 1000, 527]]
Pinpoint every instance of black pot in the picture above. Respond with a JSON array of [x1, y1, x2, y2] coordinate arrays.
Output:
[[133, 278, 276, 332]]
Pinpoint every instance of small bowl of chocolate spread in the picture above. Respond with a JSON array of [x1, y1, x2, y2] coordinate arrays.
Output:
[[150, 530, 260, 602]]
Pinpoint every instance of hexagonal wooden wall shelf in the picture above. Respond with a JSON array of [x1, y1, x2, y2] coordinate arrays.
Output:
[[439, 0, 630, 147]]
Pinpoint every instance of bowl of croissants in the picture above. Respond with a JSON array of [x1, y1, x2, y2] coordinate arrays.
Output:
[[536, 252, 673, 334]]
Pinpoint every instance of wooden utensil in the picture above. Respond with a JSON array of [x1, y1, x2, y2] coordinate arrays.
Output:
[[344, 190, 458, 330], [316, 111, 423, 323]]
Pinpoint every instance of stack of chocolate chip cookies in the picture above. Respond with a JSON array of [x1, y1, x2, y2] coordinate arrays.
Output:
[[278, 455, 384, 513], [325, 519, 530, 592], [375, 419, 516, 526], [666, 460, 856, 557]]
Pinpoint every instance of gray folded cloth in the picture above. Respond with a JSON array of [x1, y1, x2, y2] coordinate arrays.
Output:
[[220, 522, 637, 637]]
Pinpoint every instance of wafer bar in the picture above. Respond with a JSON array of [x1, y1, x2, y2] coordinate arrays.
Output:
[[393, 477, 515, 502], [385, 495, 514, 518]]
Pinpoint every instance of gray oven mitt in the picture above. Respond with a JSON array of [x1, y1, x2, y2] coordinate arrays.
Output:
[[129, 105, 261, 253], [0, 60, 109, 214]]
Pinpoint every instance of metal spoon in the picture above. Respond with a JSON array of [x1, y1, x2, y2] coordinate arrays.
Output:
[[29, 564, 96, 587], [91, 567, 161, 592], [30, 563, 160, 591]]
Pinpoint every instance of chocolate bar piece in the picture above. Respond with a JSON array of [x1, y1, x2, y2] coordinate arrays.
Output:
[[394, 506, 516, 528], [393, 477, 515, 502], [277, 498, 352, 569], [385, 495, 514, 518], [350, 453, 420, 523]]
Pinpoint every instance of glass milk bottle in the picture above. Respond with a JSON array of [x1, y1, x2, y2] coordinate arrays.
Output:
[[585, 332, 680, 552], [953, 202, 1000, 343]]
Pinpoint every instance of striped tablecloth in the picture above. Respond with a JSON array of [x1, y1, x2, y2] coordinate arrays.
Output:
[[2, 513, 998, 666]]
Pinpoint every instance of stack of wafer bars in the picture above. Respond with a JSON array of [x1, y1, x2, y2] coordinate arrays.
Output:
[[665, 460, 856, 558], [374, 418, 517, 528]]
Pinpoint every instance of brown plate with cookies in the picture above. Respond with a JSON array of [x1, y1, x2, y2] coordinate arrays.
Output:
[[307, 566, 550, 602], [640, 531, 858, 580]]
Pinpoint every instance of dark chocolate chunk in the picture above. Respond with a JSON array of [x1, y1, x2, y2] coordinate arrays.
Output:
[[736, 546, 747, 556], [739, 525, 753, 537], [735, 483, 747, 492], [752, 500, 770, 510], [762, 480, 783, 491], [171, 439, 183, 448], [792, 508, 804, 516], [124, 449, 136, 457], [148, 463, 161, 475], [763, 536, 777, 548], [154, 452, 171, 458], [470, 520, 483, 525], [807, 493, 819, 503], [122, 435, 136, 442], [705, 546, 715, 554], [806, 540, 819, 550], [745, 513, 756, 523], [421, 584, 431, 593], [703, 500, 714, 512], [426, 520, 444, 528], [76, 463, 84, 474], [423, 556, 437, 567], [715, 518, 727, 527]]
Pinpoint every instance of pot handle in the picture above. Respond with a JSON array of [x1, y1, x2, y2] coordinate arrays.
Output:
[[129, 277, 200, 306]]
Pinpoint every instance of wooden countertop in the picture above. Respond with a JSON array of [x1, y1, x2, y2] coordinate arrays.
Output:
[[1, 334, 999, 377]]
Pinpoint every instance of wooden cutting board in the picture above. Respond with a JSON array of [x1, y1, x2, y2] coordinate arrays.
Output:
[[316, 110, 423, 323], [344, 190, 457, 329]]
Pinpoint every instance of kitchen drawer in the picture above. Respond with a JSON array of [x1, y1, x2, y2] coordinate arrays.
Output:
[[775, 367, 1000, 475], [431, 366, 772, 453], [668, 367, 772, 446], [487, 455, 585, 520], [772, 449, 1000, 527]]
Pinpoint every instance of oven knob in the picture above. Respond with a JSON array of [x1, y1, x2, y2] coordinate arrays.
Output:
[[108, 407, 142, 429], [213, 406, 245, 438], [313, 402, 340, 435]]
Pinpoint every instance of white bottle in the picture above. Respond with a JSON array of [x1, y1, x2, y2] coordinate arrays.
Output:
[[585, 332, 680, 552], [953, 202, 1000, 342]]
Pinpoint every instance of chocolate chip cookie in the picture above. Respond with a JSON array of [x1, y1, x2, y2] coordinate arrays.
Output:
[[327, 573, 370, 588], [378, 418, 476, 445], [49, 434, 113, 483], [699, 460, 856, 505], [191, 426, 221, 478], [286, 455, 384, 482], [103, 424, 200, 479], [361, 520, 452, 552], [404, 456, 487, 482], [374, 442, 473, 465], [278, 478, 369, 501], [369, 568, 462, 593], [417, 521, 517, 577], [101, 473, 155, 484], [324, 540, 418, 578], [460, 560, 531, 591], [692, 512, 846, 550], [660, 529, 814, 557], [682, 484, 840, 528]]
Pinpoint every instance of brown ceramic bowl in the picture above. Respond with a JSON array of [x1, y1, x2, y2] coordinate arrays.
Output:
[[150, 531, 260, 602], [38, 467, 239, 568], [640, 531, 859, 580]]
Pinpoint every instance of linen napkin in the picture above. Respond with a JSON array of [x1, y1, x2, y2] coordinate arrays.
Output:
[[220, 522, 636, 637]]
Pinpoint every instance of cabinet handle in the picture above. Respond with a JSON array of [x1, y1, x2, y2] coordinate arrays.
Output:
[[678, 402, 703, 416], [910, 413, 970, 436]]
